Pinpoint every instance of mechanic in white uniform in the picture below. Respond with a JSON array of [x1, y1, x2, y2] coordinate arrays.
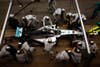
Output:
[[53, 8, 66, 19], [19, 41, 35, 53], [22, 15, 39, 28], [89, 41, 98, 55], [16, 49, 28, 63], [55, 50, 70, 62], [71, 47, 82, 64], [44, 37, 56, 53], [53, 8, 66, 25], [72, 40, 86, 50], [48, 0, 56, 14], [42, 16, 53, 26], [72, 13, 86, 23], [0, 45, 10, 57], [70, 13, 86, 31], [66, 12, 73, 29], [93, 31, 98, 36]]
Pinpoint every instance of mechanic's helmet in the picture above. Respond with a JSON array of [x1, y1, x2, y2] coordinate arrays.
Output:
[[75, 48, 81, 53], [61, 9, 65, 15], [68, 50, 71, 53], [17, 50, 21, 54], [66, 12, 72, 16], [90, 40, 94, 43], [22, 17, 25, 19], [97, 22, 100, 26], [78, 42, 82, 44], [82, 15, 86, 21], [48, 38, 52, 43], [61, 8, 65, 12], [9, 14, 14, 17], [78, 42, 82, 46], [22, 17, 27, 21], [22, 16, 28, 23], [44, 16, 50, 21], [6, 46, 10, 50], [71, 14, 76, 18], [27, 15, 33, 19], [18, 42, 22, 45], [93, 31, 98, 35], [90, 40, 94, 45], [82, 17, 86, 21]]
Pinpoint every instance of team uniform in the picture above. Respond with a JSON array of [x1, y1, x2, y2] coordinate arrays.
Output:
[[89, 41, 98, 54], [0, 45, 10, 57], [22, 15, 38, 29], [17, 41, 35, 63], [72, 13, 86, 23], [53, 8, 66, 25], [44, 37, 56, 52], [71, 48, 82, 64], [42, 16, 53, 26], [21, 41, 35, 53], [48, 0, 56, 14], [70, 13, 86, 31], [72, 40, 86, 50], [55, 50, 70, 62], [16, 49, 27, 63]]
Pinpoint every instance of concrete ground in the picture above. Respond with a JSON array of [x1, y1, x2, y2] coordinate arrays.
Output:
[[0, 0, 100, 67]]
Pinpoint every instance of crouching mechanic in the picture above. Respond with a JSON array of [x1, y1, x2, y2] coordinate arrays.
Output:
[[42, 16, 53, 26], [55, 47, 82, 65], [0, 44, 17, 62], [0, 44, 10, 58], [71, 40, 86, 50], [89, 40, 98, 57], [16, 49, 28, 63], [71, 47, 82, 65], [71, 13, 86, 31], [5, 45, 17, 60], [53, 8, 66, 26], [66, 12, 73, 29], [18, 41, 35, 53], [83, 41, 98, 67], [17, 41, 35, 63], [55, 50, 70, 62], [22, 14, 39, 30], [71, 13, 86, 23], [43, 37, 56, 54]]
